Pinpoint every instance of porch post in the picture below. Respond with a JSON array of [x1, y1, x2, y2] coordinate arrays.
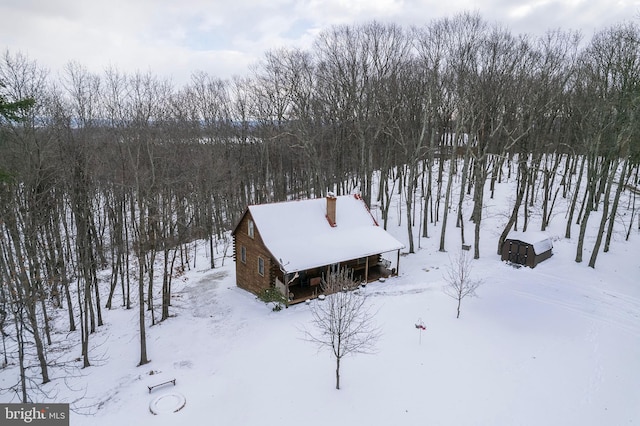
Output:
[[364, 256, 369, 283], [396, 249, 400, 276], [284, 273, 291, 307]]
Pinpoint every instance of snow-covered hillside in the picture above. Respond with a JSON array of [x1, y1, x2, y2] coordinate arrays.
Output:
[[2, 175, 640, 426]]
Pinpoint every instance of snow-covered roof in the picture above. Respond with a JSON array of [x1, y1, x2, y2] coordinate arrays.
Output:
[[247, 195, 404, 273], [506, 231, 553, 254]]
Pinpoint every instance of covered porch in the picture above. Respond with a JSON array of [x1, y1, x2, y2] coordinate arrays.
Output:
[[279, 252, 399, 305]]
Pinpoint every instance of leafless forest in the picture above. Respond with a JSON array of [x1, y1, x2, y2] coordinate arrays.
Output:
[[0, 13, 638, 402]]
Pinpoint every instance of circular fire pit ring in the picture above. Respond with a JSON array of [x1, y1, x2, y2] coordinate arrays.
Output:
[[149, 392, 186, 415]]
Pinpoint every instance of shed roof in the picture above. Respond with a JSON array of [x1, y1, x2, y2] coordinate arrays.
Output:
[[245, 195, 404, 273], [505, 231, 553, 254]]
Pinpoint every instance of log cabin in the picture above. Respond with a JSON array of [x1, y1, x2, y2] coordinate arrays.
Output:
[[232, 193, 405, 304]]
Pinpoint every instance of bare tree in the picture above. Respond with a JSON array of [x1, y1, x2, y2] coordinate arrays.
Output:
[[573, 22, 640, 263], [0, 50, 53, 386], [443, 250, 482, 318], [304, 270, 381, 390]]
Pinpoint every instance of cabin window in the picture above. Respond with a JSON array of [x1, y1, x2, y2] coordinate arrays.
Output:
[[240, 246, 246, 264], [258, 257, 265, 276], [248, 219, 254, 238]]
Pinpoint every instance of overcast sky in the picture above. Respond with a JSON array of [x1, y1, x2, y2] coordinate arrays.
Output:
[[1, 0, 639, 85]]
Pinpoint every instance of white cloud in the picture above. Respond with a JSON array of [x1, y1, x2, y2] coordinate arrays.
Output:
[[1, 0, 638, 85], [508, 1, 552, 19]]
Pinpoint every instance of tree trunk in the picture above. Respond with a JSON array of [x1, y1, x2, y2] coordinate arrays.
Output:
[[161, 248, 178, 321], [497, 159, 529, 254], [13, 308, 27, 402], [588, 158, 619, 268], [138, 250, 150, 366], [457, 148, 471, 246], [471, 156, 487, 259], [56, 214, 76, 331], [576, 179, 595, 263], [405, 165, 416, 254], [604, 159, 628, 252], [136, 201, 150, 366], [541, 153, 561, 231], [76, 277, 90, 368], [565, 154, 586, 239], [439, 146, 457, 252]]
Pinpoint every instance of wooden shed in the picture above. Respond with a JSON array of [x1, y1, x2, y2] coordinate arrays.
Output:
[[501, 231, 553, 268]]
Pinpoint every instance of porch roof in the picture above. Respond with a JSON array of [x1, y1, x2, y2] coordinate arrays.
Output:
[[248, 194, 404, 273]]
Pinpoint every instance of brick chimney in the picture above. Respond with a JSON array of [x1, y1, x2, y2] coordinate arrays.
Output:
[[326, 192, 337, 227]]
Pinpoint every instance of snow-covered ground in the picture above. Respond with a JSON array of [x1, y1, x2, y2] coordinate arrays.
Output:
[[3, 174, 640, 426]]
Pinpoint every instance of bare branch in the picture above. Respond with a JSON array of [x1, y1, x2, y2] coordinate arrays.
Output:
[[443, 250, 482, 318], [303, 269, 381, 389]]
